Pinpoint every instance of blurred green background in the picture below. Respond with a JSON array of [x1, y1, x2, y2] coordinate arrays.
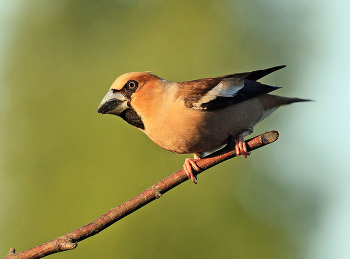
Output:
[[1, 0, 348, 258]]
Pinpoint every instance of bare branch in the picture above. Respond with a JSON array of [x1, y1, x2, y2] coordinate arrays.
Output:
[[3, 131, 279, 259]]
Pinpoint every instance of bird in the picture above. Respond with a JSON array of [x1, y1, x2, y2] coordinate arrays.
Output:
[[97, 65, 310, 184]]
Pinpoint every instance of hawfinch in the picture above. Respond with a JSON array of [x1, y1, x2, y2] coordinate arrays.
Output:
[[97, 65, 309, 184]]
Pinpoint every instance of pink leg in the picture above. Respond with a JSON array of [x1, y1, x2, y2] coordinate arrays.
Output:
[[235, 134, 250, 158], [183, 158, 201, 184]]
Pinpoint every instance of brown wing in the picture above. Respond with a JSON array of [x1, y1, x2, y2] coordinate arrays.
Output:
[[178, 66, 285, 110]]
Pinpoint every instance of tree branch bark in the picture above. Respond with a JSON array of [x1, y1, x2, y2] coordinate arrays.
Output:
[[3, 130, 279, 259]]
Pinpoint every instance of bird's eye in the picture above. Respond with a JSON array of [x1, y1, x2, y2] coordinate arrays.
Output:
[[126, 80, 138, 90]]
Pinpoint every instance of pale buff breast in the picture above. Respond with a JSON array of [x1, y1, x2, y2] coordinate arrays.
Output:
[[140, 97, 269, 155]]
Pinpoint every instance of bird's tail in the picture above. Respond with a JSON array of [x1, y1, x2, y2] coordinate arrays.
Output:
[[259, 94, 312, 110]]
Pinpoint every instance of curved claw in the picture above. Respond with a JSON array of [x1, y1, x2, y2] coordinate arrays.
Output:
[[235, 134, 250, 158], [183, 158, 200, 184]]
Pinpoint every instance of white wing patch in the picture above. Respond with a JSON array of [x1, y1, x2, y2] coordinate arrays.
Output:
[[193, 78, 244, 109]]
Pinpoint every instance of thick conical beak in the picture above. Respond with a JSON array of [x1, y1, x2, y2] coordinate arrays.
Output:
[[97, 90, 128, 115]]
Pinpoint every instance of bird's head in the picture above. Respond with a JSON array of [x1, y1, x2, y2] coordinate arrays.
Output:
[[97, 72, 161, 129]]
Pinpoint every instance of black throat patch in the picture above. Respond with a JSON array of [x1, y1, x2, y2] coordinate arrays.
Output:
[[120, 107, 145, 130]]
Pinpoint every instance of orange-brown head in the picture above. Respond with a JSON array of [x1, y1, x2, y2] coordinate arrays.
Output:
[[97, 72, 164, 129]]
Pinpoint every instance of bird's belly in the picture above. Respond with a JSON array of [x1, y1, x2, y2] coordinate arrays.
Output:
[[145, 129, 225, 155], [143, 119, 217, 154], [141, 98, 266, 154]]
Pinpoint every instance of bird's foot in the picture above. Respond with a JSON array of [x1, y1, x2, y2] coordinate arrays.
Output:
[[183, 158, 201, 184], [235, 134, 250, 158]]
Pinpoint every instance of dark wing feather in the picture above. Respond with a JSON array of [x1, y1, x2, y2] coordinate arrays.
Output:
[[198, 80, 280, 110], [180, 65, 285, 110], [222, 65, 286, 81]]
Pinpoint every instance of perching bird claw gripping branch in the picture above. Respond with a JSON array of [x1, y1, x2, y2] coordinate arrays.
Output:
[[3, 130, 279, 259]]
